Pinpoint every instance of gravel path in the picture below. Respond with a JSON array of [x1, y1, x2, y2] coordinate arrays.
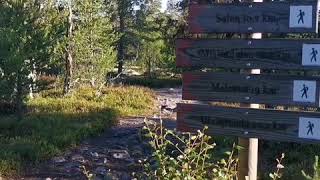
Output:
[[20, 88, 182, 180]]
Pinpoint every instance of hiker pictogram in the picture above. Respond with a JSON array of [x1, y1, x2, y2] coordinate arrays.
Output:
[[297, 9, 305, 24], [307, 121, 315, 135], [310, 48, 318, 62], [301, 84, 309, 99]]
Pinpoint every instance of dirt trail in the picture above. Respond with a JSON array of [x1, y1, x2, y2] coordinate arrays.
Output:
[[21, 88, 182, 180]]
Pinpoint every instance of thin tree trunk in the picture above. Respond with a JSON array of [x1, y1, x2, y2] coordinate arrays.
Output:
[[16, 72, 23, 120], [117, 2, 125, 74], [64, 3, 74, 94]]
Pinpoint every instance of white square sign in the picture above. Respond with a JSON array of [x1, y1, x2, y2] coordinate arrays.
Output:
[[302, 44, 320, 66], [299, 117, 320, 140], [290, 6, 313, 28], [293, 80, 317, 103]]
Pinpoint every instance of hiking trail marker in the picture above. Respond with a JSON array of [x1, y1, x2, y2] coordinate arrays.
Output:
[[177, 0, 320, 179], [176, 39, 320, 69], [189, 1, 319, 33]]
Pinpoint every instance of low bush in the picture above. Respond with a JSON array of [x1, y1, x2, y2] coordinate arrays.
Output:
[[0, 86, 156, 177], [141, 119, 238, 179], [260, 142, 320, 180]]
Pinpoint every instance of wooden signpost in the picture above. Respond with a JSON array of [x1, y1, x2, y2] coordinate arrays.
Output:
[[183, 72, 320, 107], [177, 0, 320, 180], [176, 39, 320, 69], [189, 1, 319, 33]]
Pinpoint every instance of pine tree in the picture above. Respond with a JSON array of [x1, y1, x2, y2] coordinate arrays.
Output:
[[106, 0, 142, 74], [59, 0, 117, 93], [73, 0, 117, 87], [0, 0, 60, 119]]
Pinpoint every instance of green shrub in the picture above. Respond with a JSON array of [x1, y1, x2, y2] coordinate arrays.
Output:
[[123, 75, 182, 88], [269, 153, 285, 180], [29, 86, 156, 116], [141, 119, 238, 180], [302, 156, 320, 180], [260, 142, 320, 180]]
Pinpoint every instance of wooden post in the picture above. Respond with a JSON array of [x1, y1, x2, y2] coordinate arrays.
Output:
[[238, 0, 262, 179]]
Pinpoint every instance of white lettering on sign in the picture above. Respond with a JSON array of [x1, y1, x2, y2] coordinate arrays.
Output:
[[299, 117, 320, 140], [293, 80, 316, 103], [302, 44, 320, 66], [289, 6, 313, 28]]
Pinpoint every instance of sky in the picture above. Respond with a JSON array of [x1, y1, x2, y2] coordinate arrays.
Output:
[[161, 0, 168, 12]]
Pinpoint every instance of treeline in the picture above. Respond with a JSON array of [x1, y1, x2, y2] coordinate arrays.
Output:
[[0, 0, 187, 118]]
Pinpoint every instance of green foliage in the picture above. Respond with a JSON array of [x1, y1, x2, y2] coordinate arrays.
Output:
[[28, 86, 155, 116], [118, 0, 184, 76], [139, 39, 165, 78], [0, 0, 67, 117], [302, 156, 320, 180], [72, 0, 117, 86], [0, 86, 156, 176], [124, 75, 182, 88], [269, 153, 285, 180], [260, 142, 320, 180], [141, 120, 238, 180]]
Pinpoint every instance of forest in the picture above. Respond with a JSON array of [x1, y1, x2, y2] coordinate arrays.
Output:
[[1, 0, 320, 180], [0, 0, 185, 116]]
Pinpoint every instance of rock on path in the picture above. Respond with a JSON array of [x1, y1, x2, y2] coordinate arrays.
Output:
[[20, 88, 181, 180]]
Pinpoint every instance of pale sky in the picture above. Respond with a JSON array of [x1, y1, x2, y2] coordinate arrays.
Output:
[[161, 0, 168, 12]]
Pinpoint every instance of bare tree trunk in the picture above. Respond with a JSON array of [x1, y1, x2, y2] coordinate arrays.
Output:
[[147, 58, 151, 79], [16, 72, 23, 120], [64, 3, 74, 94], [117, 2, 125, 74]]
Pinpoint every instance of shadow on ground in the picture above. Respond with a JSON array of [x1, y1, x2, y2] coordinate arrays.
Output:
[[20, 117, 176, 180]]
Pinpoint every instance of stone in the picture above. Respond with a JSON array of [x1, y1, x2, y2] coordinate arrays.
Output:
[[80, 146, 89, 153], [64, 162, 81, 169], [94, 166, 107, 175], [126, 136, 139, 146], [110, 150, 130, 160], [64, 162, 82, 176], [52, 156, 66, 163], [93, 158, 108, 166], [119, 172, 131, 180], [71, 154, 85, 162], [90, 152, 99, 158], [130, 146, 143, 157]]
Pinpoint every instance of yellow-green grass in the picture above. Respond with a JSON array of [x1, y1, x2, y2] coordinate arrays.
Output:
[[0, 86, 156, 176]]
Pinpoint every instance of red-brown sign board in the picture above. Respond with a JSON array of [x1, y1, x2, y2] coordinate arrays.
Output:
[[183, 72, 320, 107], [189, 1, 319, 33], [177, 103, 320, 143], [176, 39, 320, 70]]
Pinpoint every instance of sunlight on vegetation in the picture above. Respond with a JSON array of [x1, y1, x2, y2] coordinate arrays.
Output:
[[1, 0, 320, 179], [0, 86, 155, 176], [141, 119, 238, 179]]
